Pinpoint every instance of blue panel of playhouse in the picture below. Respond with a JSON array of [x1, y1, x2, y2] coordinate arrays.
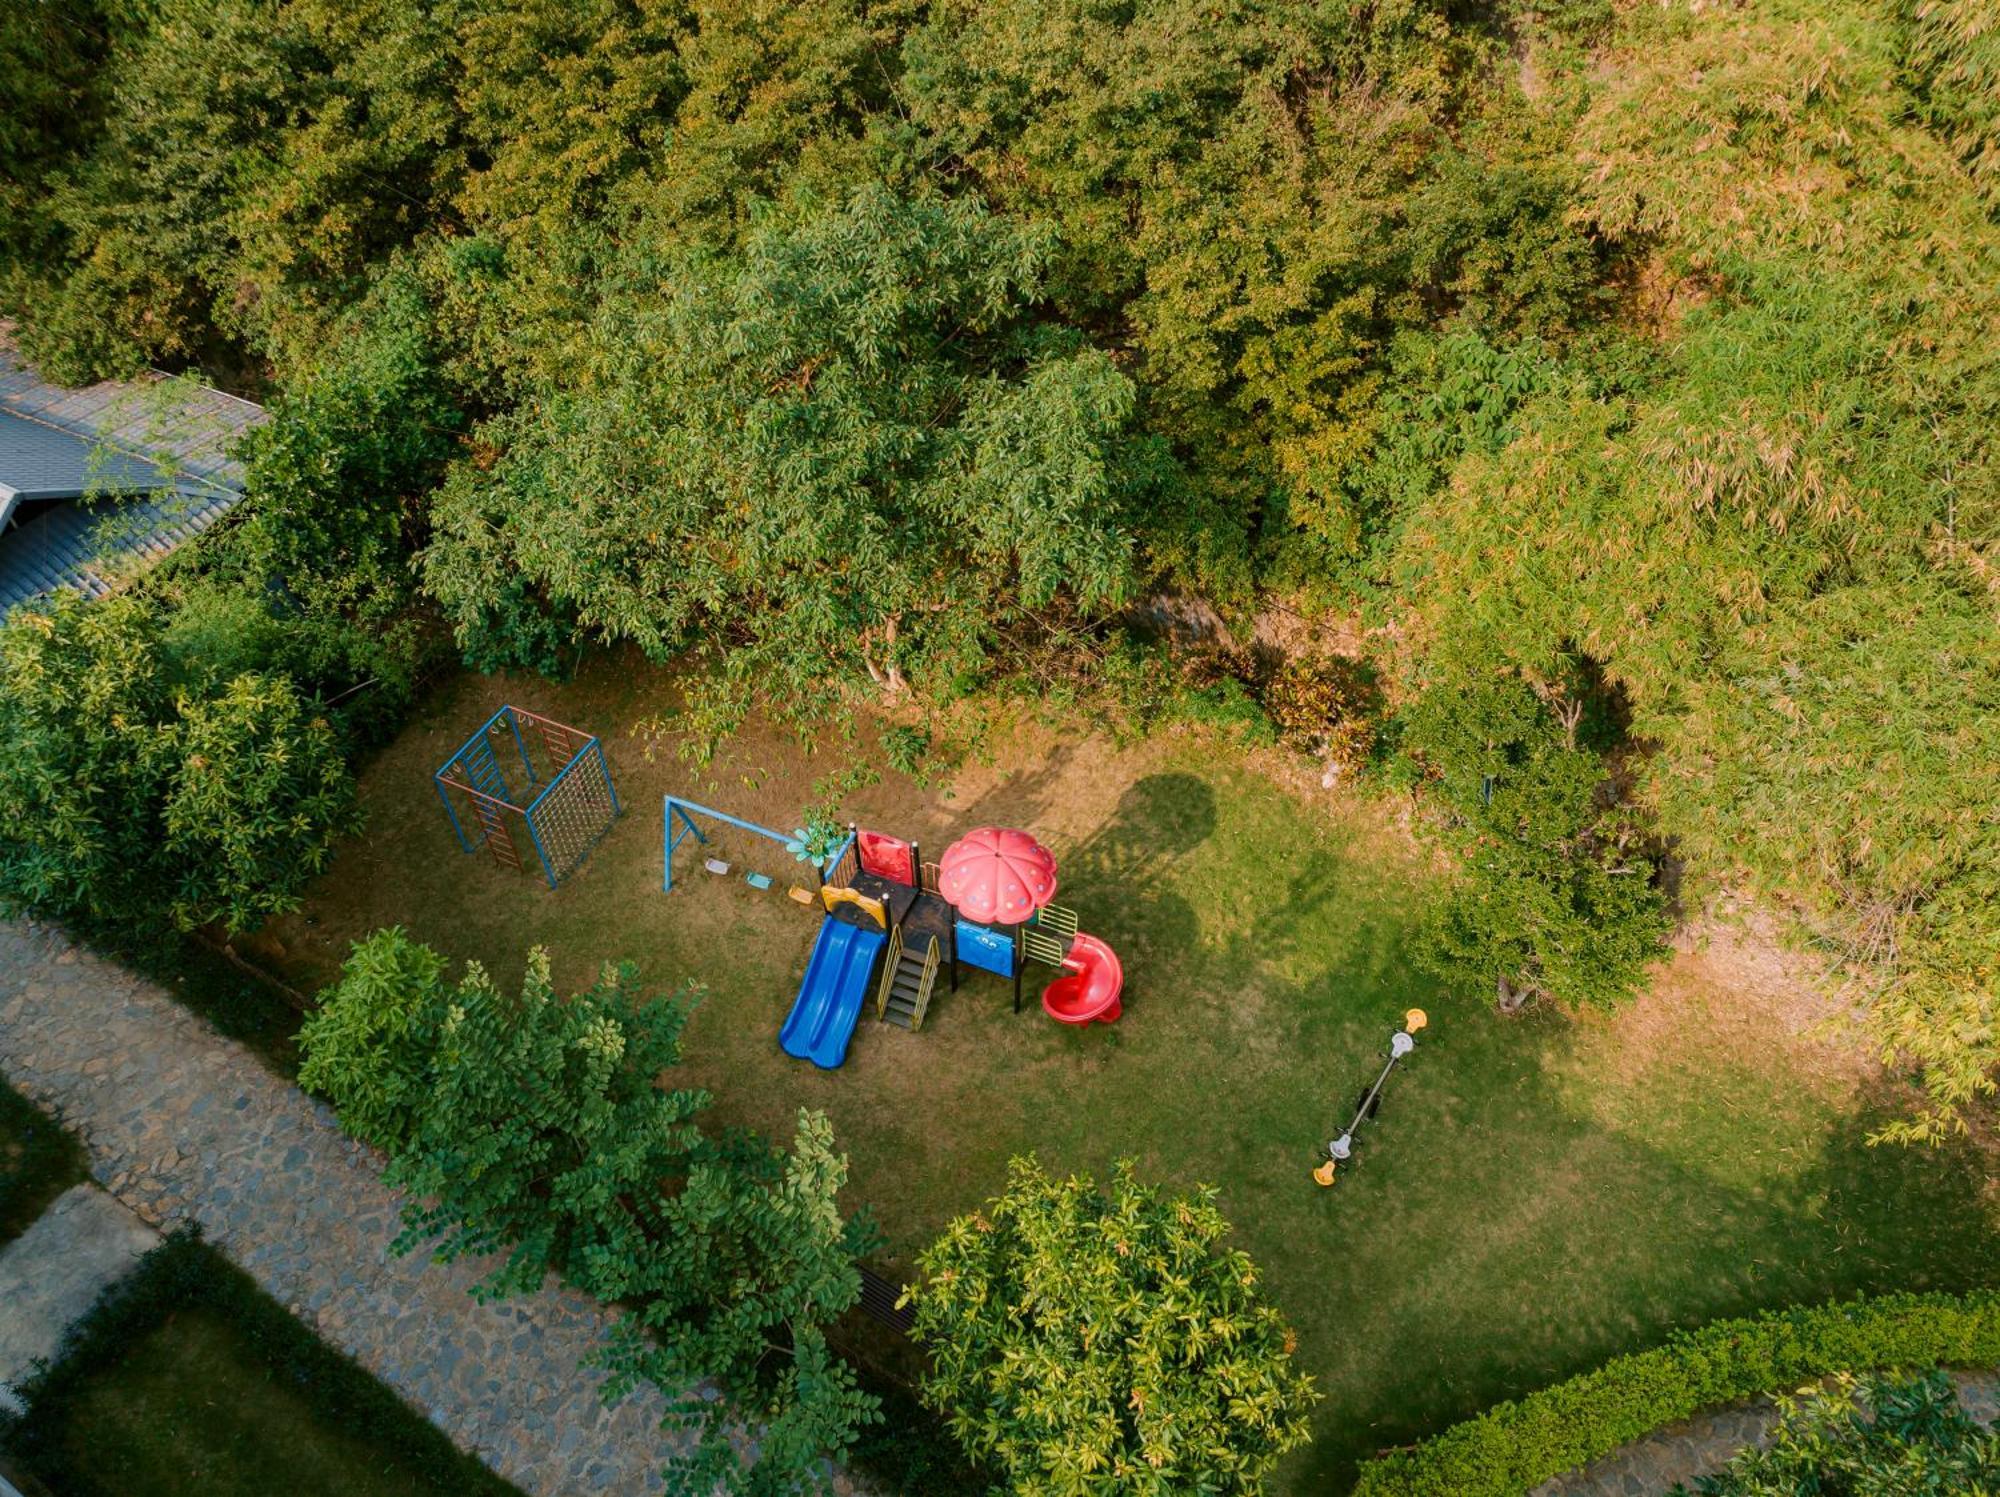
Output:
[[955, 918, 1016, 979]]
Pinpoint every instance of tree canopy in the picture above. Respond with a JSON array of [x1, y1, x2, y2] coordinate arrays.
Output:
[[3, 0, 1994, 1128], [905, 1156, 1318, 1494]]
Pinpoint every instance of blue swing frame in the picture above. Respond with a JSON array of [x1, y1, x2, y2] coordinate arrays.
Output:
[[662, 795, 853, 893]]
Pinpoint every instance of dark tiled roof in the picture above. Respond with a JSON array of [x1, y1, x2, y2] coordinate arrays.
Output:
[[0, 330, 266, 611]]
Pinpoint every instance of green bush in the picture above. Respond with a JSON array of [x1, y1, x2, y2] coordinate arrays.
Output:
[[1683, 1369, 2000, 1495], [296, 927, 447, 1151], [906, 1156, 1318, 1495], [300, 932, 878, 1493], [1351, 1290, 2000, 1497], [0, 591, 361, 935], [1397, 666, 1669, 1013]]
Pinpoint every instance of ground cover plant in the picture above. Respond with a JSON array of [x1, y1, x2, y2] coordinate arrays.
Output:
[[0, 1230, 526, 1497], [0, 1077, 87, 1246], [256, 658, 2000, 1494]]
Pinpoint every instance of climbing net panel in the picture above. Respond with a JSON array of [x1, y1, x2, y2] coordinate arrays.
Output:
[[433, 706, 622, 887]]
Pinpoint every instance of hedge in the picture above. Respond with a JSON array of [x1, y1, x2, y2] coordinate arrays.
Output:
[[1351, 1288, 2000, 1497]]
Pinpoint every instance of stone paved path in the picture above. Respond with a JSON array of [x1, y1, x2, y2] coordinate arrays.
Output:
[[0, 918, 790, 1497], [1533, 1371, 2000, 1495], [0, 1183, 160, 1414]]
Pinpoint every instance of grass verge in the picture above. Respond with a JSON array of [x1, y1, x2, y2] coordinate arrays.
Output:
[[0, 1076, 88, 1246], [0, 1229, 524, 1497]]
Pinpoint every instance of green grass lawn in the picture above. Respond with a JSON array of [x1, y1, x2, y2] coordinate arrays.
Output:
[[0, 1077, 88, 1246], [2, 1235, 522, 1497], [262, 659, 2000, 1494]]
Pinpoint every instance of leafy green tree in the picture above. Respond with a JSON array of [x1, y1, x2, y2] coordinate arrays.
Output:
[[10, 0, 464, 380], [1398, 668, 1669, 1013], [1679, 1370, 2000, 1496], [423, 183, 1181, 736], [302, 935, 877, 1492], [159, 671, 362, 931], [0, 592, 359, 934], [190, 276, 466, 732], [1897, 0, 2000, 197], [905, 1156, 1318, 1495], [296, 926, 447, 1150], [0, 0, 110, 291]]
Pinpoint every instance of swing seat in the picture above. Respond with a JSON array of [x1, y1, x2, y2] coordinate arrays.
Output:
[[704, 858, 731, 876], [787, 886, 816, 905], [745, 871, 773, 891]]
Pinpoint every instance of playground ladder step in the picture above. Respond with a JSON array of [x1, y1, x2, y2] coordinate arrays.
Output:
[[1033, 901, 1079, 939], [1021, 927, 1069, 969], [876, 932, 943, 1031]]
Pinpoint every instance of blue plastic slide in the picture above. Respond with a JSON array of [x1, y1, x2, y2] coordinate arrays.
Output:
[[779, 916, 887, 1069]]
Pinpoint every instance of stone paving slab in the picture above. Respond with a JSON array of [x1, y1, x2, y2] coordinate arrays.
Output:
[[1533, 1371, 2000, 1496], [0, 1183, 159, 1414], [0, 919, 856, 1497]]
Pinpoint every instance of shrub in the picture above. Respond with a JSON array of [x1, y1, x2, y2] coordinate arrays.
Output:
[[1397, 668, 1669, 1012], [0, 592, 361, 935], [296, 927, 447, 1151], [1682, 1368, 2000, 1494], [1351, 1289, 2000, 1497], [1263, 654, 1378, 776], [299, 933, 878, 1493], [905, 1156, 1319, 1495], [1097, 636, 1275, 746]]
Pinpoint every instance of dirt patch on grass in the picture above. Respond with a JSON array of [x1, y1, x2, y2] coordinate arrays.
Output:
[[1586, 908, 1872, 1097]]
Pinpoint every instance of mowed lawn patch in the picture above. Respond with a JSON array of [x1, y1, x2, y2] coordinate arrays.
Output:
[[3, 1234, 522, 1497], [263, 659, 2000, 1494], [0, 1077, 88, 1246]]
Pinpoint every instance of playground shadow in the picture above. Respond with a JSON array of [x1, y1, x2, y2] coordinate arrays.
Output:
[[1054, 772, 1218, 979], [926, 744, 1081, 848]]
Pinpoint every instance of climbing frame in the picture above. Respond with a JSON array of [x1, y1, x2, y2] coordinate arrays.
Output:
[[434, 706, 622, 888]]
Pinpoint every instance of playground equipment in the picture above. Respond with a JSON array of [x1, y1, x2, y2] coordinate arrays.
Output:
[[664, 797, 887, 1068], [1041, 930, 1124, 1025], [778, 916, 887, 1067], [1313, 1009, 1428, 1186], [434, 706, 621, 887], [662, 796, 1128, 1067]]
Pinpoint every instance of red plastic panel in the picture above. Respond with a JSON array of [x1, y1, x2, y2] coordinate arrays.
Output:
[[856, 828, 915, 886]]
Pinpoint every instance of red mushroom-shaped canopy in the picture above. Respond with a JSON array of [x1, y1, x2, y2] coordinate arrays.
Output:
[[937, 827, 1059, 925]]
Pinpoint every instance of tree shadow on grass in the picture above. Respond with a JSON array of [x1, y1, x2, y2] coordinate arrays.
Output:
[[1268, 983, 2000, 1495]]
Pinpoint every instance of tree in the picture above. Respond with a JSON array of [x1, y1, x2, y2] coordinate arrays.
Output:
[[300, 934, 877, 1492], [0, 591, 360, 934], [905, 1156, 1318, 1495], [200, 275, 466, 734], [1397, 667, 1669, 1013], [422, 183, 1182, 738], [1680, 1370, 2000, 1496]]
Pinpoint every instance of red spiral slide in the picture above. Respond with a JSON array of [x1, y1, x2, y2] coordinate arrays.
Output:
[[1041, 931, 1124, 1025]]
